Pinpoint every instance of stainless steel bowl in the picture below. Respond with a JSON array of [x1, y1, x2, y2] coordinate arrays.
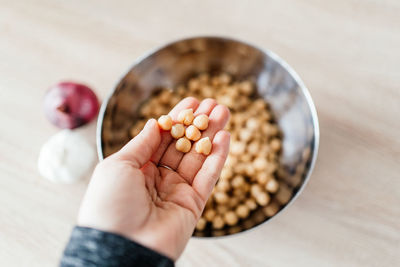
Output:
[[96, 36, 319, 237]]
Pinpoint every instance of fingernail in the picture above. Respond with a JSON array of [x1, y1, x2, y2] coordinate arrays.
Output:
[[147, 118, 159, 131]]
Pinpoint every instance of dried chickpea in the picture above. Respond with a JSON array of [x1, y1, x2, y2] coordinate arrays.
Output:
[[260, 112, 271, 122], [177, 108, 194, 125], [198, 73, 209, 83], [158, 90, 173, 104], [236, 97, 251, 109], [226, 85, 239, 95], [265, 178, 279, 193], [239, 129, 253, 142], [211, 76, 220, 87], [240, 153, 252, 163], [193, 114, 209, 130], [214, 192, 229, 204], [185, 125, 201, 141], [245, 198, 257, 211], [216, 180, 230, 192], [246, 118, 259, 131], [259, 144, 271, 157], [270, 138, 282, 152], [216, 205, 229, 214], [170, 123, 185, 139], [196, 217, 207, 231], [257, 172, 271, 185], [242, 183, 250, 193], [247, 141, 260, 156], [275, 183, 292, 205], [246, 108, 258, 117], [177, 85, 186, 96], [202, 86, 214, 98], [233, 188, 245, 197], [261, 123, 275, 136], [212, 215, 225, 229], [231, 175, 245, 189], [188, 79, 200, 91], [269, 125, 279, 136], [102, 128, 113, 142], [140, 104, 152, 117], [228, 196, 240, 208], [204, 209, 216, 222], [263, 202, 280, 217], [252, 131, 263, 142], [253, 98, 266, 110], [255, 192, 270, 206], [239, 81, 253, 95], [157, 115, 172, 130], [218, 73, 231, 85], [253, 157, 269, 171], [224, 211, 239, 226], [233, 163, 247, 175], [236, 193, 247, 203], [230, 141, 246, 155], [235, 204, 250, 219], [176, 137, 191, 153], [245, 165, 256, 176], [250, 184, 263, 197], [232, 113, 246, 126], [267, 153, 278, 163], [147, 95, 159, 106], [287, 173, 302, 187], [195, 137, 212, 155]]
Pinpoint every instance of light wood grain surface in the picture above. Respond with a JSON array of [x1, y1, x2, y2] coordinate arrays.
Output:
[[1, 0, 399, 266]]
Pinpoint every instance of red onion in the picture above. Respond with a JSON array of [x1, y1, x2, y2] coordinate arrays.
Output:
[[44, 82, 100, 129]]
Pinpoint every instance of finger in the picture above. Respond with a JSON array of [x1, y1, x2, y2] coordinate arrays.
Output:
[[116, 119, 160, 168], [177, 104, 230, 183], [159, 98, 217, 171], [151, 97, 200, 163], [192, 130, 230, 201], [193, 98, 218, 116]]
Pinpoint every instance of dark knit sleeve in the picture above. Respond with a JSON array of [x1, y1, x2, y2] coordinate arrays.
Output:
[[60, 226, 174, 267]]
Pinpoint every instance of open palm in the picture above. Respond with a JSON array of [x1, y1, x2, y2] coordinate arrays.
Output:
[[78, 97, 230, 260]]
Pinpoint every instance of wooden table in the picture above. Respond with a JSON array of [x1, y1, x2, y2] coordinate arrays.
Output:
[[1, 0, 399, 266]]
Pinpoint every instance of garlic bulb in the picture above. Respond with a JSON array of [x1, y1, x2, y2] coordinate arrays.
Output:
[[38, 130, 96, 183]]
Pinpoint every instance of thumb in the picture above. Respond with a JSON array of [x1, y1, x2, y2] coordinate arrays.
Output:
[[116, 119, 161, 168]]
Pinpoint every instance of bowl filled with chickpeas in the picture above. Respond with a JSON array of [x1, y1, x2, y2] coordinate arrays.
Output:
[[97, 36, 319, 237]]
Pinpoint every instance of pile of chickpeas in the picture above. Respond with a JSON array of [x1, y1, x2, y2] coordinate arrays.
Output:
[[130, 73, 293, 233], [157, 109, 212, 155]]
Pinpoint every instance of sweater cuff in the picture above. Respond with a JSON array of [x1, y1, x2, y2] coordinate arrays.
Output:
[[60, 226, 174, 267]]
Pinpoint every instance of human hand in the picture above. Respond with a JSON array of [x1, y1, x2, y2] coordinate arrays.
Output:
[[77, 97, 230, 260]]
